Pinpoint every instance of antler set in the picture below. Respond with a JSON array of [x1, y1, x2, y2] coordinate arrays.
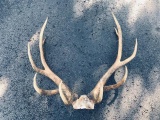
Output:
[[28, 13, 137, 109]]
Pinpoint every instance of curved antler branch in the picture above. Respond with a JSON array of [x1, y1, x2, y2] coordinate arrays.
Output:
[[33, 73, 59, 95], [104, 66, 128, 91], [120, 39, 137, 66], [28, 43, 45, 74]]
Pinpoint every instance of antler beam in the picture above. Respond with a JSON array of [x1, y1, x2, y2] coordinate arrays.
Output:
[[88, 13, 137, 104]]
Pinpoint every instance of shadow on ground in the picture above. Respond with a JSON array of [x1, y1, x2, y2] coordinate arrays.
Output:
[[0, 0, 160, 120]]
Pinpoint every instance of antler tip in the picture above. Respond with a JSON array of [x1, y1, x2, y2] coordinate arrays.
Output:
[[28, 42, 30, 48], [42, 17, 48, 30], [46, 17, 48, 21], [111, 12, 116, 19], [135, 38, 138, 44], [111, 11, 114, 16], [124, 66, 128, 74], [134, 38, 138, 53]]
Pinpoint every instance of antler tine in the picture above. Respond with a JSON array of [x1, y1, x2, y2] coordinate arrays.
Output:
[[120, 39, 137, 66], [33, 73, 59, 95], [39, 17, 50, 70], [28, 43, 44, 74], [104, 66, 128, 91], [89, 13, 138, 103]]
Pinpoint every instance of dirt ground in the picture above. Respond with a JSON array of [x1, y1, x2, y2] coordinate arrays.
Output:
[[0, 0, 160, 120]]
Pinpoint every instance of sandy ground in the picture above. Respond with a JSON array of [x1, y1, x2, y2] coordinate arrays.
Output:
[[0, 0, 160, 120]]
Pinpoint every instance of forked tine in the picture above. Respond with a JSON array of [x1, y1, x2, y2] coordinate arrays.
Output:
[[112, 12, 122, 61], [33, 73, 59, 95], [112, 12, 138, 65], [104, 66, 128, 91]]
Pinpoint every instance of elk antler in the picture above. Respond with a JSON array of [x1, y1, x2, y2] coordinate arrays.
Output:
[[88, 13, 137, 104], [28, 13, 138, 109], [28, 18, 78, 104]]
